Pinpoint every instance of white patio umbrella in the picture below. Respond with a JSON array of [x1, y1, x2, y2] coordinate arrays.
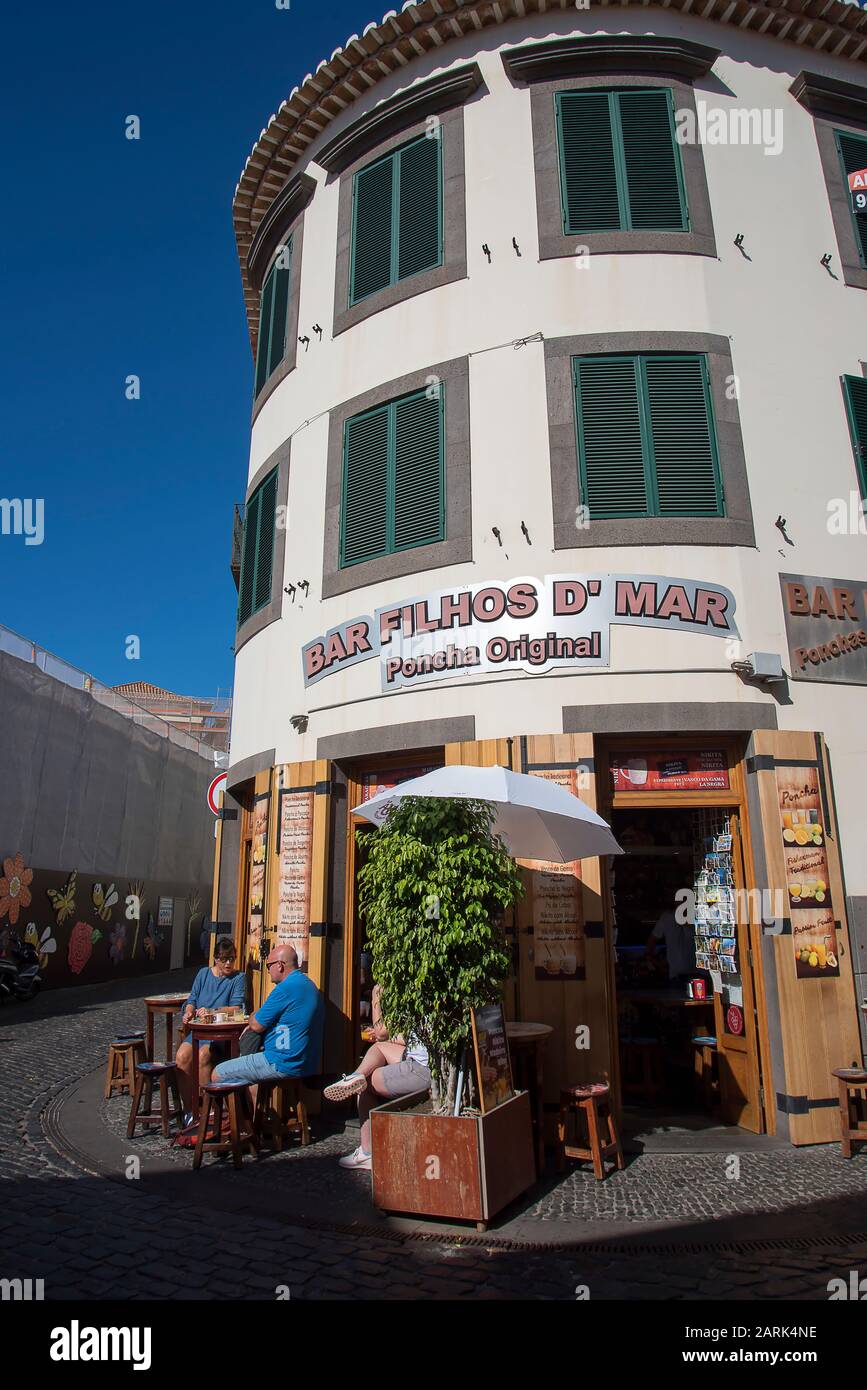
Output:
[[352, 764, 623, 863]]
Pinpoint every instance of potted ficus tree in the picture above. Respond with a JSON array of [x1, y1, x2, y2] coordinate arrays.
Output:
[[358, 795, 537, 1227]]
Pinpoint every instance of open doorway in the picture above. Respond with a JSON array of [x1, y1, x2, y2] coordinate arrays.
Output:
[[611, 802, 766, 1147]]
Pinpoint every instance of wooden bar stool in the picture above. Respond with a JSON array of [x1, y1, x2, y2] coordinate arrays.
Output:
[[692, 1035, 719, 1111], [105, 1037, 147, 1099], [557, 1082, 625, 1180], [831, 1067, 867, 1158], [619, 1035, 665, 1104], [194, 1081, 258, 1171], [127, 1061, 183, 1138], [253, 1078, 310, 1151]]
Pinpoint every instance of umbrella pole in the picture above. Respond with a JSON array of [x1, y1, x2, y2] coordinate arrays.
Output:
[[454, 1047, 467, 1116]]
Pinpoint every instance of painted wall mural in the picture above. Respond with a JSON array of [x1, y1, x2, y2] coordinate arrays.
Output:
[[0, 850, 210, 990]]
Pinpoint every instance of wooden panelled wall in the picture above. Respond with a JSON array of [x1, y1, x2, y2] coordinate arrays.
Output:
[[750, 731, 862, 1144], [446, 736, 616, 1128]]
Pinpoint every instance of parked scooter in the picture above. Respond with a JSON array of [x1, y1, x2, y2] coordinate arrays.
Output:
[[0, 934, 42, 1002]]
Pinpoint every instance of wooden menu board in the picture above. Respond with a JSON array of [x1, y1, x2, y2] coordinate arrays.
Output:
[[470, 1002, 514, 1114], [519, 767, 586, 981], [248, 793, 269, 949], [277, 788, 314, 967]]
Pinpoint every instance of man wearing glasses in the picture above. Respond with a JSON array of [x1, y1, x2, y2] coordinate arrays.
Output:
[[213, 944, 323, 1086]]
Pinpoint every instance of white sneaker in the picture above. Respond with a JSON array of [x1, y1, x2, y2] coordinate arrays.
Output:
[[338, 1146, 372, 1170], [323, 1073, 366, 1102]]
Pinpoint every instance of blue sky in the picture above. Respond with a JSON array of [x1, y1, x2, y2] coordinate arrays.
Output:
[[2, 0, 370, 695]]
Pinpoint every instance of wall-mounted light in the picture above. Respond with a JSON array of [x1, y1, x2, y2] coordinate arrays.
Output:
[[290, 714, 309, 733]]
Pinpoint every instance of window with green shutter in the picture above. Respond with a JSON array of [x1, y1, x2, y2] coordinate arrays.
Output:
[[842, 374, 867, 501], [254, 241, 293, 398], [237, 469, 278, 627], [573, 354, 724, 519], [340, 386, 445, 567], [834, 129, 867, 269], [556, 89, 688, 236], [350, 133, 443, 306]]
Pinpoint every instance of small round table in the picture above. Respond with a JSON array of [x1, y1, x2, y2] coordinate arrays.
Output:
[[506, 1022, 553, 1175], [187, 1019, 250, 1121], [144, 994, 189, 1063]]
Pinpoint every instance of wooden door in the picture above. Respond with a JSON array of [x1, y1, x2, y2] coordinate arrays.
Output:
[[712, 812, 765, 1132]]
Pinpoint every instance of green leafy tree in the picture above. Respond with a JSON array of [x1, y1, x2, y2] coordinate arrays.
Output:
[[357, 796, 524, 1112]]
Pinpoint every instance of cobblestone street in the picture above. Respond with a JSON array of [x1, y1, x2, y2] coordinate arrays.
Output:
[[2, 972, 866, 1301]]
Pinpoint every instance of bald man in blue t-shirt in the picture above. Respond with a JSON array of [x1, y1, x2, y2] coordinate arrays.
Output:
[[213, 944, 323, 1085]]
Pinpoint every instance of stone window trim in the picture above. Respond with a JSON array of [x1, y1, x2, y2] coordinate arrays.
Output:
[[545, 331, 755, 551], [332, 106, 469, 339], [527, 73, 717, 263], [250, 213, 307, 424], [790, 71, 867, 292], [235, 438, 292, 655], [322, 356, 472, 600]]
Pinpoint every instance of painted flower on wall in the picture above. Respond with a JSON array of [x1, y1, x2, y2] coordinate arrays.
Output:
[[47, 870, 77, 925], [108, 923, 127, 965], [143, 919, 164, 961], [25, 923, 57, 971], [0, 855, 33, 926], [68, 920, 102, 975]]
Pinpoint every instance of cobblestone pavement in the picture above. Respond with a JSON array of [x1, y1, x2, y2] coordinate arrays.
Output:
[[2, 972, 867, 1301]]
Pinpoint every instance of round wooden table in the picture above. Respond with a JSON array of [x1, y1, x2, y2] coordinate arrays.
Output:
[[144, 994, 189, 1063], [506, 1022, 553, 1175], [187, 1018, 250, 1121]]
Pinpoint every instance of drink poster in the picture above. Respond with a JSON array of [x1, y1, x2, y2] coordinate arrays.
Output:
[[470, 1002, 514, 1114], [360, 764, 439, 802], [610, 750, 730, 792], [522, 767, 586, 981], [774, 766, 839, 978], [248, 795, 269, 948], [277, 790, 314, 965]]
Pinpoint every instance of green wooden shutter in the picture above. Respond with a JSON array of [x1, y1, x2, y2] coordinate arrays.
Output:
[[644, 356, 722, 515], [397, 135, 442, 281], [842, 374, 867, 500], [238, 493, 260, 627], [575, 354, 722, 519], [575, 357, 648, 517], [254, 270, 275, 397], [238, 470, 278, 627], [557, 91, 622, 235], [393, 389, 445, 549], [351, 156, 395, 304], [253, 470, 278, 612], [341, 407, 389, 564], [267, 244, 292, 378], [835, 130, 867, 268], [618, 90, 688, 231]]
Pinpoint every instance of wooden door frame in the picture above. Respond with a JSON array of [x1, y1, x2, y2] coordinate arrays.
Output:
[[340, 747, 446, 1071], [595, 732, 770, 1133]]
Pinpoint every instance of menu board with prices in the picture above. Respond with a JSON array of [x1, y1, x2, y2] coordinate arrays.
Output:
[[277, 789, 314, 966], [774, 766, 839, 979], [248, 796, 269, 947], [522, 766, 586, 981]]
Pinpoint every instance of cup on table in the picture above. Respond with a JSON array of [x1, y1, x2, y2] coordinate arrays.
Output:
[[214, 1012, 226, 1024]]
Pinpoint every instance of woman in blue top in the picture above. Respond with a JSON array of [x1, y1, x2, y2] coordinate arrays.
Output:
[[175, 938, 246, 1114]]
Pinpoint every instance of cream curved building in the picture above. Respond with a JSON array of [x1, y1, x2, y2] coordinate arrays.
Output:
[[219, 0, 867, 1146]]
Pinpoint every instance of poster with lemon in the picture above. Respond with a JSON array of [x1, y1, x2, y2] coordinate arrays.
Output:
[[775, 767, 839, 979]]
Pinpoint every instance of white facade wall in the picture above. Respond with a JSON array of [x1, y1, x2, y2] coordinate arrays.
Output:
[[231, 10, 867, 892]]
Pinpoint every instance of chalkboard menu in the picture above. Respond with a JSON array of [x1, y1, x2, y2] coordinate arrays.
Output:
[[470, 1002, 514, 1114]]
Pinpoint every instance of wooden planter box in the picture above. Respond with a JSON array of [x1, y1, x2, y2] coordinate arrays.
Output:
[[370, 1089, 536, 1229]]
